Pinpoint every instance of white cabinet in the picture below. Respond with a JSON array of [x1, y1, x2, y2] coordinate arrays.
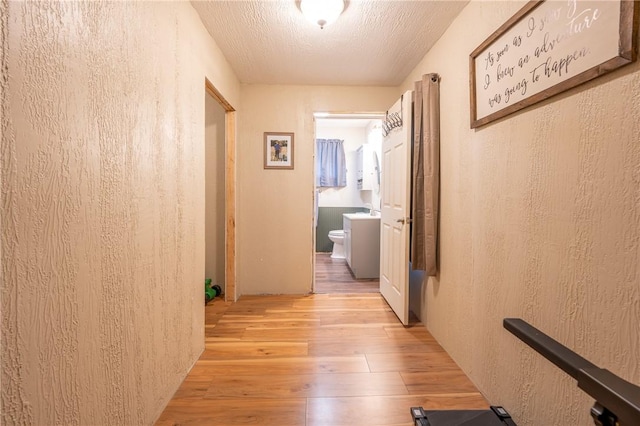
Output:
[[344, 217, 352, 266], [356, 144, 376, 191], [343, 214, 380, 279]]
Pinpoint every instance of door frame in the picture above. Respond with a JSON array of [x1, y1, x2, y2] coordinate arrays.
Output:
[[311, 111, 386, 293], [205, 78, 237, 302]]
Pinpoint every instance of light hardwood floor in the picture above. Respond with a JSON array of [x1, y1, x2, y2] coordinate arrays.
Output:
[[156, 293, 488, 425], [314, 252, 379, 294]]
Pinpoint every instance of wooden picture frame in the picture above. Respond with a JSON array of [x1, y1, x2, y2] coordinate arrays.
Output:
[[264, 132, 294, 169], [469, 0, 638, 129]]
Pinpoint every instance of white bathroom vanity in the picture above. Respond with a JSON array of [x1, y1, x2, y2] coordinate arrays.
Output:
[[343, 213, 380, 279]]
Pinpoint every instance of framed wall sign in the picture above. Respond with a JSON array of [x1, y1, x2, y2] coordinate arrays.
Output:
[[264, 132, 294, 169], [470, 0, 638, 129]]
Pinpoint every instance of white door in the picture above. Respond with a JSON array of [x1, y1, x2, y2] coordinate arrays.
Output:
[[380, 91, 412, 325]]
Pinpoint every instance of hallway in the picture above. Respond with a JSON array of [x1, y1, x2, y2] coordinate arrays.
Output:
[[156, 294, 487, 425]]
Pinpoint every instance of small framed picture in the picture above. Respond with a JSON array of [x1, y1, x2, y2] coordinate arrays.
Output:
[[264, 132, 294, 169]]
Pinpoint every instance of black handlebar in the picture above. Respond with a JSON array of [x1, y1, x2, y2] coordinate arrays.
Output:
[[503, 318, 640, 426]]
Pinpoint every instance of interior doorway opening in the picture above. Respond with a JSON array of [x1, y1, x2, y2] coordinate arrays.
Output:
[[204, 78, 236, 303], [205, 92, 226, 296], [312, 112, 385, 294]]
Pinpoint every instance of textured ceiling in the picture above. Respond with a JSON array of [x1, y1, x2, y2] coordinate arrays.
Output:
[[191, 0, 468, 86]]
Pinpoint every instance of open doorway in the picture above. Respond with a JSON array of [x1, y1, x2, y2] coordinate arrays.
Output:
[[205, 92, 226, 297], [313, 113, 384, 294], [204, 79, 236, 304]]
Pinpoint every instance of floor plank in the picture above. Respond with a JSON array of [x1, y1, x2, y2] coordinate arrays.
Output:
[[241, 324, 391, 341], [366, 352, 462, 373], [157, 398, 306, 426], [190, 355, 370, 376], [204, 372, 408, 399], [307, 337, 446, 357], [400, 371, 480, 394], [200, 341, 308, 359]]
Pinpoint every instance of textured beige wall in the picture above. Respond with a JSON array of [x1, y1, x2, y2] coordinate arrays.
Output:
[[237, 85, 396, 295], [1, 1, 239, 425], [402, 1, 640, 425], [205, 94, 226, 290]]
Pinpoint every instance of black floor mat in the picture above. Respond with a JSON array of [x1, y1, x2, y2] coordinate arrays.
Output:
[[424, 410, 509, 426]]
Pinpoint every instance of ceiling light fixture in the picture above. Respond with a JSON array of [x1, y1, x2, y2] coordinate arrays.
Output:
[[300, 0, 345, 29]]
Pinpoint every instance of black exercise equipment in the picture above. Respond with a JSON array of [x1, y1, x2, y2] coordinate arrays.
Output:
[[504, 318, 640, 426]]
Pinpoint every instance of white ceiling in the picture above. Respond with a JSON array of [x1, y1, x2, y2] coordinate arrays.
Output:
[[191, 0, 469, 86]]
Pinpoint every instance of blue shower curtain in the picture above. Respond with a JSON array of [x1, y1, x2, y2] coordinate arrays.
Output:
[[316, 139, 346, 187]]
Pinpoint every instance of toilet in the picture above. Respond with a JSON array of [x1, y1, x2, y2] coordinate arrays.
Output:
[[328, 230, 345, 259]]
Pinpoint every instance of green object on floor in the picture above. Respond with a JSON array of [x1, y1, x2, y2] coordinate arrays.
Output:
[[205, 278, 221, 304]]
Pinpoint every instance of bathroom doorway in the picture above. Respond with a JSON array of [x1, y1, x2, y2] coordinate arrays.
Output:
[[313, 113, 384, 294]]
